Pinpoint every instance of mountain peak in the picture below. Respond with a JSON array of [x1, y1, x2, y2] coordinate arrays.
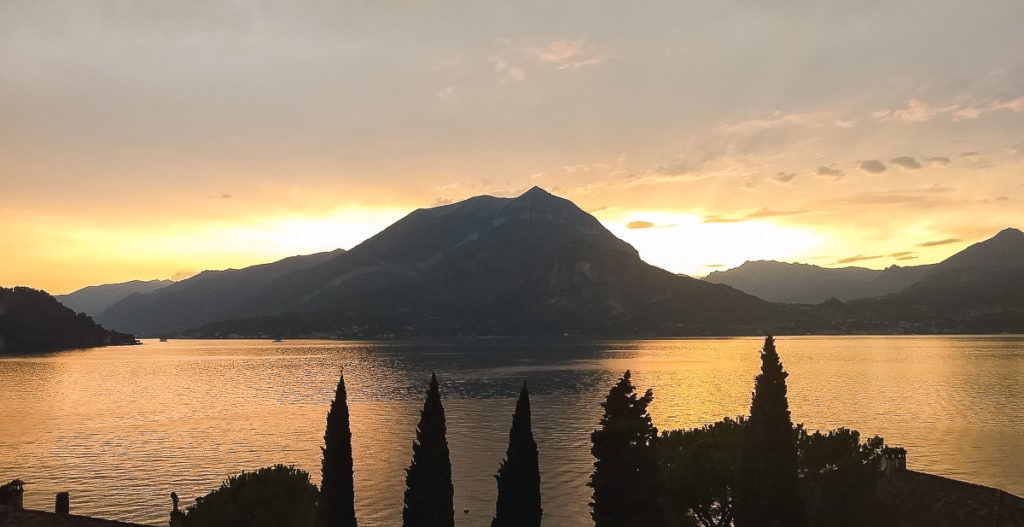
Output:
[[933, 226, 1024, 272], [993, 227, 1024, 240]]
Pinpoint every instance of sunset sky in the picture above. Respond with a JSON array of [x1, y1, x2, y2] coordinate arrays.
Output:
[[3, 1, 1023, 294]]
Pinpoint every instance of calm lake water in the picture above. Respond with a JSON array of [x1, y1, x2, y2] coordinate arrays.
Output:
[[1, 336, 1023, 526]]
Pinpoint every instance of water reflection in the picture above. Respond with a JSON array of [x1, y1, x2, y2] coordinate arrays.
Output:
[[0, 336, 1022, 526]]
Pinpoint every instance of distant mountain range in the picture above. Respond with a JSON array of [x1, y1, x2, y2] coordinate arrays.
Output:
[[95, 187, 791, 337], [74, 188, 1024, 337], [704, 228, 1024, 304], [56, 279, 174, 316], [0, 287, 137, 354]]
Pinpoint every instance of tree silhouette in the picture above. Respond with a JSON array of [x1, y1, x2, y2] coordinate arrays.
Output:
[[403, 373, 455, 527], [315, 370, 358, 527], [734, 336, 805, 527], [589, 370, 661, 527], [658, 416, 746, 527], [182, 465, 318, 527], [492, 381, 542, 527]]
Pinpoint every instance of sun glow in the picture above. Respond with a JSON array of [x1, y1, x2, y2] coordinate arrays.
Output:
[[602, 211, 825, 277]]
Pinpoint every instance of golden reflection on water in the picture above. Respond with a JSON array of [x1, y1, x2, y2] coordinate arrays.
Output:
[[1, 336, 1023, 526]]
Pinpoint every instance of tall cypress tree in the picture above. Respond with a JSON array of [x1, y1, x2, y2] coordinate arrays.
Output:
[[403, 373, 455, 527], [735, 336, 805, 527], [589, 370, 661, 527], [315, 369, 358, 527], [492, 381, 542, 527]]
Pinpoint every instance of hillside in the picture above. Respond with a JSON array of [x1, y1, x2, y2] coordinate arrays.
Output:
[[0, 286, 137, 354], [57, 279, 174, 316], [97, 187, 793, 337], [95, 249, 345, 336]]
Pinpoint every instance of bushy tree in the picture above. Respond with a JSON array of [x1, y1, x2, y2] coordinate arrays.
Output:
[[589, 370, 661, 527], [492, 381, 542, 527], [182, 465, 318, 527], [403, 373, 454, 527], [797, 427, 886, 527], [658, 417, 746, 527], [315, 370, 358, 527], [734, 336, 805, 527]]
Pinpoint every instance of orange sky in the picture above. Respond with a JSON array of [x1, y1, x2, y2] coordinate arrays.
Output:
[[2, 1, 1023, 294]]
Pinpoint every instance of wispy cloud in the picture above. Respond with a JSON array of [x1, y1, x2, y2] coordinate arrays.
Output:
[[533, 39, 611, 70], [859, 159, 887, 173], [626, 220, 677, 229], [890, 156, 922, 170], [702, 208, 810, 224], [836, 254, 884, 264], [772, 172, 796, 184], [874, 96, 1024, 123], [919, 237, 962, 247], [927, 156, 951, 167]]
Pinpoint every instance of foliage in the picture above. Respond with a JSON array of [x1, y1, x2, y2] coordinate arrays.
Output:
[[734, 336, 805, 527], [182, 465, 318, 527], [797, 427, 886, 527], [492, 381, 542, 527], [589, 370, 661, 527], [0, 286, 136, 354], [315, 370, 358, 527], [403, 373, 455, 527], [658, 417, 746, 527]]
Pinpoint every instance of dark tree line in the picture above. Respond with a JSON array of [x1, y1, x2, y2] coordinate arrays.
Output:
[[591, 336, 887, 527]]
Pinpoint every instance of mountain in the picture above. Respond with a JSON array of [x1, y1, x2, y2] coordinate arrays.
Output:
[[98, 187, 792, 337], [95, 249, 345, 336], [703, 261, 915, 303], [706, 229, 1024, 304], [0, 286, 137, 354], [56, 279, 174, 316], [836, 228, 1024, 333], [929, 227, 1024, 272]]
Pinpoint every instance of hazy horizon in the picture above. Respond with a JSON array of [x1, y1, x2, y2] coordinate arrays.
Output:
[[3, 1, 1022, 293]]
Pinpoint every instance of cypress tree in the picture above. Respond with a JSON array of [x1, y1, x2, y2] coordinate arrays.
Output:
[[492, 381, 542, 527], [735, 336, 805, 527], [589, 370, 661, 527], [403, 373, 455, 527], [315, 370, 358, 527]]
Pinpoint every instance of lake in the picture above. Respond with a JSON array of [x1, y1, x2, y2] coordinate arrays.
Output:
[[1, 336, 1023, 526]]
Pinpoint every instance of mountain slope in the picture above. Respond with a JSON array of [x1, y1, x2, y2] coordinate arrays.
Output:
[[706, 228, 1024, 304], [100, 187, 790, 337], [0, 287, 137, 353], [95, 249, 345, 335], [57, 279, 173, 316]]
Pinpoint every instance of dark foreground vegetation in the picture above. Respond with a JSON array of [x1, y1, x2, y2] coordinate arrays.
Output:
[[173, 337, 909, 527], [0, 286, 137, 354]]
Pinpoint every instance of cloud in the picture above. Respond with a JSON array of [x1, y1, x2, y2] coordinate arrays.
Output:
[[961, 151, 981, 159], [859, 159, 887, 173], [772, 172, 796, 183], [715, 110, 834, 134], [836, 254, 884, 264], [702, 208, 810, 223], [834, 186, 954, 206], [875, 96, 1024, 124], [627, 220, 677, 229], [890, 156, 922, 170], [489, 56, 526, 83], [220, 194, 232, 199], [919, 237, 962, 247], [534, 39, 611, 70], [927, 157, 951, 167], [888, 251, 915, 257], [171, 270, 196, 281], [815, 165, 845, 179], [431, 197, 453, 206]]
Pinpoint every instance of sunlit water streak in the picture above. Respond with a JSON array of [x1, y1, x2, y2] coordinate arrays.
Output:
[[1, 336, 1022, 526]]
